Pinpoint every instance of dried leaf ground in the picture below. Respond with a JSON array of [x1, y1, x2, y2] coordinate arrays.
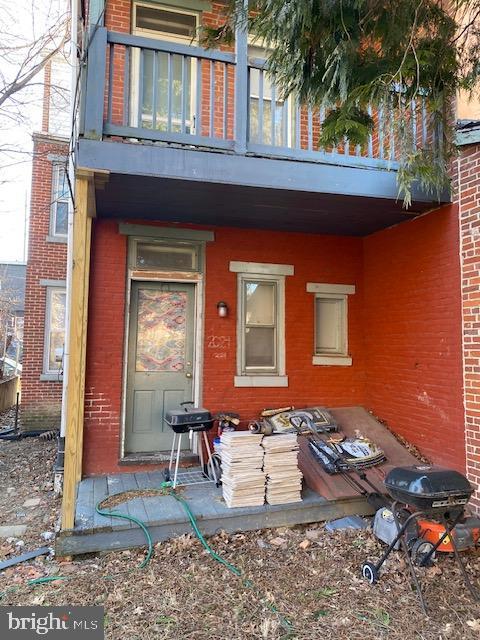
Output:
[[0, 410, 479, 639]]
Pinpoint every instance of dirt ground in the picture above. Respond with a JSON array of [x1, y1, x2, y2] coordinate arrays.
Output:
[[0, 409, 479, 639]]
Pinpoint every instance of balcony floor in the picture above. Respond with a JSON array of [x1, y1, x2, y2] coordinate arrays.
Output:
[[79, 138, 447, 236]]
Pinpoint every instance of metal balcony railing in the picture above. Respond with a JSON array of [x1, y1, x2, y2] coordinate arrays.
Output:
[[81, 27, 434, 170]]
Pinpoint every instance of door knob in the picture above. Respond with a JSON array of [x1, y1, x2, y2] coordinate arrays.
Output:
[[186, 372, 192, 378]]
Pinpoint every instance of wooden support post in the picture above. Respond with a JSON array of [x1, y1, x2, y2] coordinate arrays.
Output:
[[61, 175, 93, 530]]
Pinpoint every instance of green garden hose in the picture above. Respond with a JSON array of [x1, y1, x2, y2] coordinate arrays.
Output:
[[95, 502, 153, 568], [1, 483, 293, 632]]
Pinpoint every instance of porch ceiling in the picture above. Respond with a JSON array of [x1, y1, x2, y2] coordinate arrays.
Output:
[[79, 139, 446, 236], [95, 174, 435, 236]]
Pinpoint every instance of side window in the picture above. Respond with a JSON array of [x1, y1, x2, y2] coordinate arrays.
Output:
[[44, 287, 66, 376], [50, 164, 69, 238], [307, 283, 355, 366]]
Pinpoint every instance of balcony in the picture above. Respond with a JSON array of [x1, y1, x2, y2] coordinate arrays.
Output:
[[77, 27, 449, 235]]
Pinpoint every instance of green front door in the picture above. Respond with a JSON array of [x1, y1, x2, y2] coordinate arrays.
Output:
[[125, 281, 196, 453]]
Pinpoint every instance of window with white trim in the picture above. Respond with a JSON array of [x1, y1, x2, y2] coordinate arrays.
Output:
[[231, 262, 292, 387], [44, 287, 66, 375], [307, 283, 355, 366], [131, 3, 199, 133], [50, 164, 68, 238]]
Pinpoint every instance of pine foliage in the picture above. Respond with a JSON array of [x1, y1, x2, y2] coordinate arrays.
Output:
[[201, 0, 480, 206]]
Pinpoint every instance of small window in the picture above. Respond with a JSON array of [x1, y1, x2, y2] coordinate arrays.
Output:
[[44, 288, 66, 375], [134, 4, 197, 40], [50, 164, 68, 237], [315, 295, 347, 355], [136, 241, 198, 271], [307, 282, 354, 366]]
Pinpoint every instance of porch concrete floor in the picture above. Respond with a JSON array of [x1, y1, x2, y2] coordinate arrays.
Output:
[[56, 470, 373, 556]]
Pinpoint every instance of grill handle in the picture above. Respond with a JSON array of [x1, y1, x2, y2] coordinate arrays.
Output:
[[180, 401, 195, 412]]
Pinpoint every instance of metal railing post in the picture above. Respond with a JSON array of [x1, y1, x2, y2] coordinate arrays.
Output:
[[83, 26, 107, 141], [234, 0, 248, 154]]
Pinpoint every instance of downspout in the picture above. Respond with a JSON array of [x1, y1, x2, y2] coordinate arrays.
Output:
[[55, 0, 79, 490]]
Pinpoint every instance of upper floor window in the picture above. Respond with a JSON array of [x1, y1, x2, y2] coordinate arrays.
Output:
[[248, 43, 296, 148], [50, 163, 68, 238], [131, 3, 199, 133], [134, 3, 197, 40]]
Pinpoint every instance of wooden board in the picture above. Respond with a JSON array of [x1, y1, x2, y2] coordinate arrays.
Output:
[[298, 406, 420, 501]]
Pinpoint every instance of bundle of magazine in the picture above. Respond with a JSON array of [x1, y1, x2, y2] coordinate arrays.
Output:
[[220, 431, 303, 507], [262, 434, 303, 505], [220, 432, 265, 507]]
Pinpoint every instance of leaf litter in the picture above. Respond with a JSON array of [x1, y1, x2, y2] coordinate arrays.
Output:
[[0, 414, 479, 639]]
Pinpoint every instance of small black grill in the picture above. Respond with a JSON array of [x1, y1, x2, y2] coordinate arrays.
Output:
[[164, 405, 213, 434], [384, 465, 474, 513]]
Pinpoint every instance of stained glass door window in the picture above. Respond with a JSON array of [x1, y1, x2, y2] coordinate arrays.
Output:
[[135, 289, 187, 371]]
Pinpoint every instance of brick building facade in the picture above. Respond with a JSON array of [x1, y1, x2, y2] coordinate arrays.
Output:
[[22, 55, 70, 429], [458, 123, 480, 510], [21, 2, 479, 523]]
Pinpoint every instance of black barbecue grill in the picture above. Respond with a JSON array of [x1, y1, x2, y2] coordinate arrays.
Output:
[[384, 465, 473, 513], [362, 464, 479, 613], [164, 406, 214, 434], [164, 402, 218, 488]]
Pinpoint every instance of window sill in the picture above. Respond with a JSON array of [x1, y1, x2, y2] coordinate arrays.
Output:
[[46, 235, 67, 244], [40, 373, 63, 382], [312, 355, 352, 366], [234, 375, 288, 388]]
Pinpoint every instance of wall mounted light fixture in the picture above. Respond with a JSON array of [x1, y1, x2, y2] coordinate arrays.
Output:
[[217, 301, 228, 317]]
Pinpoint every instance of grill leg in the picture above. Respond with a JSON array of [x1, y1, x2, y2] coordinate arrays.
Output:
[[442, 516, 479, 602], [173, 433, 183, 489], [392, 508, 429, 615], [168, 433, 177, 474]]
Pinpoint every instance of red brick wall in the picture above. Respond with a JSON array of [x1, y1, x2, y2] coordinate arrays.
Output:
[[83, 220, 126, 474], [458, 142, 480, 511], [22, 137, 68, 429], [82, 220, 364, 475], [363, 205, 466, 471]]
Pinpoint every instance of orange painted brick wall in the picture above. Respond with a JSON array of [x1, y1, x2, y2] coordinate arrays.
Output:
[[22, 136, 68, 429], [458, 142, 480, 511], [82, 220, 365, 475], [363, 204, 466, 471]]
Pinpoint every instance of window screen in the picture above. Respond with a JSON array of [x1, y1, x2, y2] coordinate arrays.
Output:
[[135, 6, 197, 39]]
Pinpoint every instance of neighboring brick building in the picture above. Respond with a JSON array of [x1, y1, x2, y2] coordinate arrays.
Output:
[[457, 121, 480, 511], [22, 54, 70, 429]]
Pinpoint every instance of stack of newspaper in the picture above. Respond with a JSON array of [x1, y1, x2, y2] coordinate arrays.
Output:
[[220, 432, 265, 507], [262, 434, 303, 504]]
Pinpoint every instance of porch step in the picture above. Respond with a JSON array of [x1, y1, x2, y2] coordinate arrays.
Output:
[[56, 483, 373, 556]]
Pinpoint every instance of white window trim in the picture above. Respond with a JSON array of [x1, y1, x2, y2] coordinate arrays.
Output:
[[43, 286, 66, 377], [308, 282, 355, 367], [234, 271, 288, 388], [229, 261, 294, 276], [49, 163, 68, 240]]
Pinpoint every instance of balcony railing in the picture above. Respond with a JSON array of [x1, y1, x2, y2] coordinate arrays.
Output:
[[81, 27, 434, 170]]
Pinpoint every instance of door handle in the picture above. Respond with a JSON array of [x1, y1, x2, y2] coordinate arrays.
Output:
[[186, 372, 192, 378]]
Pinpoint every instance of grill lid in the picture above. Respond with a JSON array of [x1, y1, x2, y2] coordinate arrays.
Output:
[[384, 465, 473, 499], [165, 407, 212, 426]]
